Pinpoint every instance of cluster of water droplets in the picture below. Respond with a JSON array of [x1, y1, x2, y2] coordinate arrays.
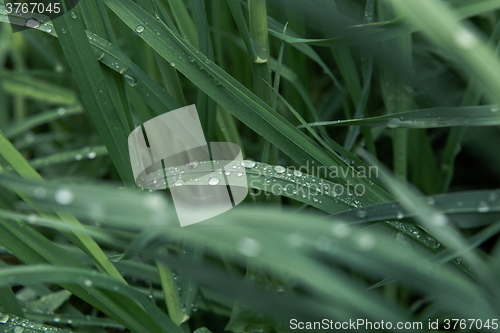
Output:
[[131, 18, 223, 87], [0, 312, 70, 333], [387, 220, 441, 250]]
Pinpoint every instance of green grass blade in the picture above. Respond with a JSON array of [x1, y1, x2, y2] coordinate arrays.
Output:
[[51, 6, 134, 185], [300, 105, 500, 128], [166, 0, 199, 48]]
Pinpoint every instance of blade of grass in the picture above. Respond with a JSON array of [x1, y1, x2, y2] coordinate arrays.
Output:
[[166, 0, 199, 48]]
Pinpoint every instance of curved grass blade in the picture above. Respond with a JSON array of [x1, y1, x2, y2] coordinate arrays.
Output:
[[28, 145, 108, 170], [268, 0, 500, 47], [4, 105, 83, 139], [336, 189, 500, 226], [300, 105, 500, 129], [0, 73, 78, 105]]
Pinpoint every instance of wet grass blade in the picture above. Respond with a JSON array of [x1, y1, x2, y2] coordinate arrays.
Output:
[[51, 7, 134, 185], [300, 105, 500, 128]]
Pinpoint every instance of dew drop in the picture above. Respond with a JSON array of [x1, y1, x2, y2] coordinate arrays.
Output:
[[241, 160, 256, 168], [54, 316, 61, 323], [293, 170, 303, 177], [27, 215, 37, 224], [454, 28, 477, 49], [396, 211, 404, 219], [213, 78, 221, 86], [135, 25, 145, 33], [488, 191, 498, 202], [187, 55, 194, 63], [83, 278, 92, 287], [174, 179, 184, 186], [237, 237, 261, 257], [33, 187, 47, 199], [55, 189, 74, 205], [331, 222, 351, 238], [477, 201, 490, 213], [188, 160, 199, 168], [0, 314, 9, 324], [70, 11, 77, 19], [491, 105, 499, 112], [356, 209, 367, 218], [14, 327, 24, 333], [124, 74, 137, 86], [62, 28, 67, 34], [204, 58, 210, 64], [170, 61, 175, 67], [25, 18, 40, 28], [431, 213, 448, 227], [426, 197, 435, 205], [236, 171, 243, 177], [208, 176, 220, 185], [312, 197, 318, 203], [87, 151, 97, 159], [357, 233, 376, 251], [45, 28, 52, 33], [274, 165, 286, 174]]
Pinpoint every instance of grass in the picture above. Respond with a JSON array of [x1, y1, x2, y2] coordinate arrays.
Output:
[[0, 0, 500, 332]]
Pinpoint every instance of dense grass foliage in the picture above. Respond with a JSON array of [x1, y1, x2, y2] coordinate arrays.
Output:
[[0, 0, 500, 332]]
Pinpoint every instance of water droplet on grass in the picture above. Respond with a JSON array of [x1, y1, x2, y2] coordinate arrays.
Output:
[[55, 189, 74, 205], [396, 211, 404, 219], [174, 179, 184, 186], [70, 11, 77, 19], [356, 209, 367, 218], [83, 278, 92, 287], [124, 74, 137, 86], [241, 160, 256, 168], [188, 160, 199, 168], [357, 233, 376, 251], [274, 165, 286, 174], [454, 28, 477, 49], [0, 314, 9, 323], [331, 222, 350, 238], [293, 170, 303, 177], [208, 177, 220, 185], [87, 151, 97, 159], [477, 201, 490, 213], [33, 187, 47, 199], [237, 237, 261, 257], [213, 78, 221, 85], [25, 18, 40, 28], [135, 25, 145, 33], [431, 213, 448, 227], [170, 61, 175, 67], [187, 55, 194, 63]]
